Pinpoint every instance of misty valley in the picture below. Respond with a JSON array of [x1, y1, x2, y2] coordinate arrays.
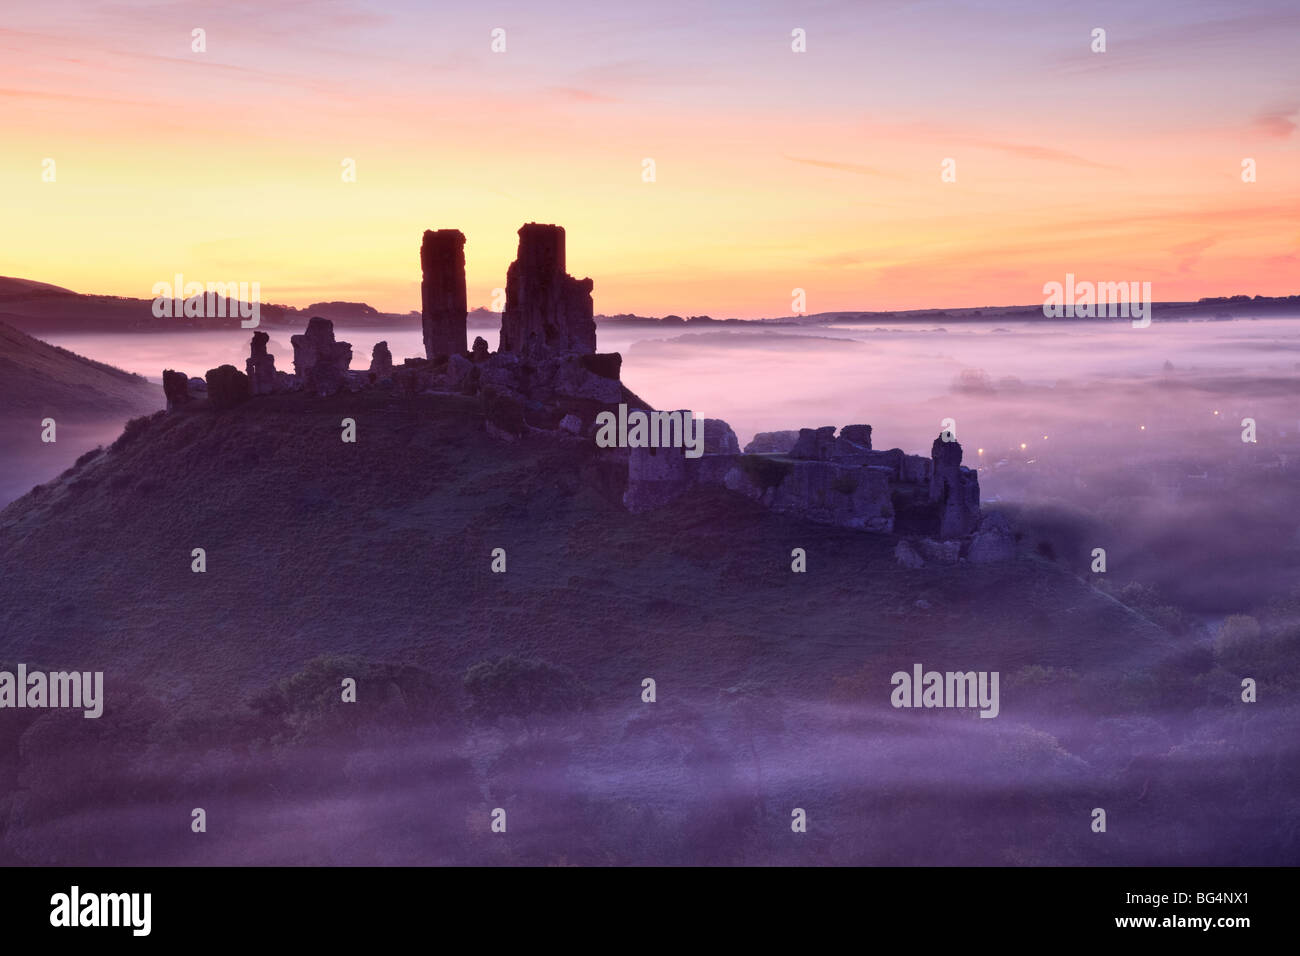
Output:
[[1, 308, 1297, 865]]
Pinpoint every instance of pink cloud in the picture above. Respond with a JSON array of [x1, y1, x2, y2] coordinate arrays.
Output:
[[1254, 106, 1298, 138]]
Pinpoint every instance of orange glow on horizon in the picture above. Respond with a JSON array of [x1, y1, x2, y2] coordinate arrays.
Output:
[[2, 8, 1297, 317]]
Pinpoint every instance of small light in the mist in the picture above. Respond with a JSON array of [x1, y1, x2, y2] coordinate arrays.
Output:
[[978, 448, 984, 455], [1042, 435, 1048, 440], [1140, 425, 1146, 430], [1214, 410, 1220, 416], [1020, 442, 1027, 450]]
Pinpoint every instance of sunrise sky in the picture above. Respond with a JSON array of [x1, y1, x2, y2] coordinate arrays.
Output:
[[2, 0, 1297, 317]]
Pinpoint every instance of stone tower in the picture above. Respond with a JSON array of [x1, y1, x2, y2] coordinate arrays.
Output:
[[929, 435, 981, 538], [498, 223, 595, 356], [421, 228, 467, 359]]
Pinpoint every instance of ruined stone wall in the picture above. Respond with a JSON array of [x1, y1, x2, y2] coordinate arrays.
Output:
[[624, 443, 692, 514], [625, 422, 981, 544], [723, 457, 895, 532]]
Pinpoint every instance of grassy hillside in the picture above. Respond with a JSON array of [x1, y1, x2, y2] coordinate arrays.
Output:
[[0, 321, 161, 506], [0, 390, 1294, 866], [0, 277, 75, 296], [0, 388, 1175, 702], [0, 320, 155, 419]]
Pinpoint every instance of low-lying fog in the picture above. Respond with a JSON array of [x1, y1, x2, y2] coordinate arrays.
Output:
[[40, 316, 1300, 614], [46, 317, 1300, 450], [7, 316, 1298, 865]]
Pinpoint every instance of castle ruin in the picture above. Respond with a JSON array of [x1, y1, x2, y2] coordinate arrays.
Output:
[[163, 222, 998, 561]]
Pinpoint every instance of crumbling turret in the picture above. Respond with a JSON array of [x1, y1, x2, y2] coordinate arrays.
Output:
[[930, 435, 981, 538], [370, 341, 393, 379], [291, 317, 352, 396], [421, 229, 467, 359], [246, 331, 277, 395], [162, 369, 191, 410], [498, 223, 595, 356]]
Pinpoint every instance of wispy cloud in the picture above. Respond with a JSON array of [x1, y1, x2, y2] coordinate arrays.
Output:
[[1170, 236, 1222, 274], [1253, 105, 1298, 138], [784, 155, 902, 179], [967, 140, 1119, 171], [548, 86, 620, 104]]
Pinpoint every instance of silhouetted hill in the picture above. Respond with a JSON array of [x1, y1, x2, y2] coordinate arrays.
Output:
[[2, 391, 1293, 868], [0, 276, 75, 296], [303, 301, 382, 319], [0, 321, 155, 418], [595, 295, 1300, 327], [0, 284, 406, 333], [0, 321, 159, 504], [0, 390, 1173, 702], [2, 275, 1295, 334]]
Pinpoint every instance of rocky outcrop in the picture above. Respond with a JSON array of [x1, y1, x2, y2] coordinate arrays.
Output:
[[245, 331, 277, 396], [498, 223, 595, 357], [205, 364, 250, 409], [421, 229, 467, 359], [744, 430, 800, 454], [471, 336, 489, 362], [369, 341, 393, 379], [929, 435, 981, 538], [162, 369, 191, 410], [291, 317, 352, 396]]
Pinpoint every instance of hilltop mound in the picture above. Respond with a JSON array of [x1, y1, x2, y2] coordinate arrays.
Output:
[[0, 277, 76, 296], [5, 363, 1286, 868], [0, 389, 1173, 704], [0, 278, 401, 334], [0, 393, 1228, 868]]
